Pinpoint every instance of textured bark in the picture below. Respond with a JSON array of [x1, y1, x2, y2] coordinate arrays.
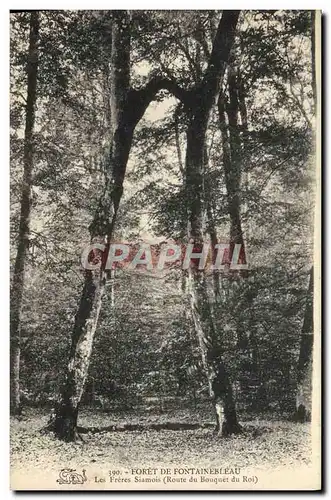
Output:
[[10, 12, 39, 415], [295, 267, 313, 422], [53, 271, 107, 440], [183, 11, 241, 435], [311, 11, 317, 115], [52, 12, 185, 440], [217, 66, 255, 399], [217, 83, 245, 255], [187, 270, 241, 435]]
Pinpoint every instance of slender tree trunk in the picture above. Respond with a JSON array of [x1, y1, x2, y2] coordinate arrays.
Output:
[[295, 267, 314, 422], [311, 11, 317, 116], [10, 12, 39, 416], [218, 66, 254, 404], [51, 12, 175, 440], [203, 145, 223, 302], [207, 201, 222, 300], [218, 83, 245, 258], [293, 13, 317, 422], [186, 269, 241, 435]]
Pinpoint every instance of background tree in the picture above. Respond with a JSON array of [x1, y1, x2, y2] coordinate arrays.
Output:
[[10, 11, 40, 415]]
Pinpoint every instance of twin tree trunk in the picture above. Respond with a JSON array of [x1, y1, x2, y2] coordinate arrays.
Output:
[[183, 11, 241, 435], [10, 12, 39, 416], [295, 267, 314, 422], [52, 10, 241, 440]]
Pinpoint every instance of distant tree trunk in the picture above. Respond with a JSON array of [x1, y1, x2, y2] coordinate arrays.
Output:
[[295, 267, 313, 422], [217, 74, 246, 262], [183, 11, 241, 435], [217, 64, 254, 405], [311, 11, 317, 115], [10, 11, 39, 416]]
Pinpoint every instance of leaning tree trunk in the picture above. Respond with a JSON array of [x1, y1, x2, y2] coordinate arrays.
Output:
[[182, 11, 241, 435], [295, 267, 314, 422], [10, 11, 39, 416], [51, 11, 185, 440], [52, 12, 133, 441]]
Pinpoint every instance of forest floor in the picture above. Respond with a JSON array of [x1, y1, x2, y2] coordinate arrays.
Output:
[[10, 407, 315, 490]]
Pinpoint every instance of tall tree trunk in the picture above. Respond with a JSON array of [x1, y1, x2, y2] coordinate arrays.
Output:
[[293, 14, 317, 423], [295, 267, 314, 422], [183, 11, 241, 435], [10, 11, 39, 416], [51, 12, 177, 441], [218, 65, 254, 403], [217, 77, 246, 260], [185, 125, 241, 436]]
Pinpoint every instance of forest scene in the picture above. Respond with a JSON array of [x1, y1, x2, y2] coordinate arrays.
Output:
[[10, 9, 319, 489]]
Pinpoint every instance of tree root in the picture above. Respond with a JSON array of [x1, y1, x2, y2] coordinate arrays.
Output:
[[221, 421, 244, 437], [75, 422, 215, 434]]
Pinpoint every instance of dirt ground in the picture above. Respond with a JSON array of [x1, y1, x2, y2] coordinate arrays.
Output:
[[10, 408, 316, 490]]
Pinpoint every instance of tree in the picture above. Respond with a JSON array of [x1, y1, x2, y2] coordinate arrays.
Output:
[[10, 11, 40, 415], [135, 10, 241, 434], [295, 267, 313, 421], [294, 11, 318, 423], [175, 11, 241, 434]]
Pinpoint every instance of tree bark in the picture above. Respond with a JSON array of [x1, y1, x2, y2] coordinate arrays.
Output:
[[51, 12, 182, 441], [217, 79, 245, 258], [183, 11, 241, 435], [217, 65, 256, 402], [293, 13, 317, 421], [10, 11, 39, 416], [295, 267, 313, 422]]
